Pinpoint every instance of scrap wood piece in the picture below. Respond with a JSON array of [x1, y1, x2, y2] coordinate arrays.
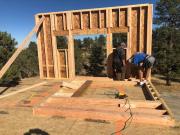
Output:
[[70, 80, 86, 86], [53, 92, 73, 97], [71, 80, 92, 97], [33, 106, 173, 126], [59, 88, 77, 93], [48, 97, 162, 109], [91, 81, 137, 86], [40, 102, 167, 115], [62, 81, 79, 89], [0, 81, 47, 99]]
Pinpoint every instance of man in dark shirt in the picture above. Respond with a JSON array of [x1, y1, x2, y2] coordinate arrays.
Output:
[[112, 42, 126, 81]]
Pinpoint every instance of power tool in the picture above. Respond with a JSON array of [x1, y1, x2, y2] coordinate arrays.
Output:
[[104, 91, 128, 99], [115, 92, 128, 99]]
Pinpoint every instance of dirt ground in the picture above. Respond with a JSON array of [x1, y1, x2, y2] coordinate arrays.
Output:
[[0, 76, 180, 135], [151, 74, 180, 123]]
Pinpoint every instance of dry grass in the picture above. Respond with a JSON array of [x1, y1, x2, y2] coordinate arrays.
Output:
[[151, 74, 180, 93]]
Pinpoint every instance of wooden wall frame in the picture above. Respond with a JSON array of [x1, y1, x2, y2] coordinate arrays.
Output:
[[35, 4, 153, 79], [57, 49, 69, 78]]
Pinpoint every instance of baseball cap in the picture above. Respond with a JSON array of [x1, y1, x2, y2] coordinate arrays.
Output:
[[120, 42, 126, 47]]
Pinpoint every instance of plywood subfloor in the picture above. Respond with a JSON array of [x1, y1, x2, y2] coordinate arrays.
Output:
[[83, 85, 147, 100], [0, 77, 179, 135]]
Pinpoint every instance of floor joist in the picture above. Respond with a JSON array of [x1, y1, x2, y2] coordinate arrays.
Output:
[[40, 102, 166, 115], [48, 97, 162, 109], [33, 106, 173, 126]]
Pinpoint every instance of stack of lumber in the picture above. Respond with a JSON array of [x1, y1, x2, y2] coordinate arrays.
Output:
[[33, 96, 174, 126]]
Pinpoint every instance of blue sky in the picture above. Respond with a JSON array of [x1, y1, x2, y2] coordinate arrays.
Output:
[[0, 0, 160, 48]]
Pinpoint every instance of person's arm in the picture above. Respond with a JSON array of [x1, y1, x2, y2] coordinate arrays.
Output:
[[122, 60, 126, 66], [119, 49, 126, 66]]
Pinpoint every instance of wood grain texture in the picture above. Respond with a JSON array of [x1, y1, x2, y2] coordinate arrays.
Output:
[[71, 81, 92, 97], [35, 15, 43, 78], [147, 5, 153, 55], [140, 7, 147, 53], [82, 12, 89, 29], [50, 14, 58, 78], [56, 14, 63, 30], [73, 13, 81, 29], [63, 13, 67, 30], [112, 9, 119, 27], [91, 11, 99, 28], [45, 16, 54, 66], [62, 82, 79, 89], [49, 67, 55, 78], [120, 8, 127, 27], [131, 8, 140, 56], [100, 10, 106, 28], [41, 102, 167, 115], [34, 106, 173, 126], [43, 66, 47, 77], [49, 97, 162, 108]]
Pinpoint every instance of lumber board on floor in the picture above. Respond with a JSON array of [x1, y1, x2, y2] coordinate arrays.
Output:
[[71, 80, 92, 97], [33, 106, 173, 126], [60, 88, 77, 93], [91, 81, 137, 86], [40, 102, 167, 115], [0, 81, 47, 99], [62, 81, 79, 89], [53, 92, 73, 97], [48, 97, 162, 108]]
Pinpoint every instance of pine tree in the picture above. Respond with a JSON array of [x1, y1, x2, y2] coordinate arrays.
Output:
[[74, 39, 84, 75], [15, 41, 39, 78], [56, 36, 68, 49], [86, 35, 106, 76], [83, 37, 93, 51], [0, 31, 20, 84], [113, 33, 127, 48], [153, 0, 180, 85]]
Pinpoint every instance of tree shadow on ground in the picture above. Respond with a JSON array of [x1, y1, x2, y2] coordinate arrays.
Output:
[[24, 129, 49, 135], [157, 77, 180, 83], [0, 87, 10, 95], [151, 80, 165, 86], [0, 81, 19, 87]]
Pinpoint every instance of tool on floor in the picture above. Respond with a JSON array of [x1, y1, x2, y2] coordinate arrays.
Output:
[[24, 93, 35, 104], [115, 92, 128, 99], [104, 90, 128, 99]]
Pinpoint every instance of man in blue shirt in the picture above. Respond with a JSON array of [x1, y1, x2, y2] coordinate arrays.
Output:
[[128, 53, 156, 87]]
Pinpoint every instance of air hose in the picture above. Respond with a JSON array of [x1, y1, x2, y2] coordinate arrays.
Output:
[[111, 99, 133, 135]]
